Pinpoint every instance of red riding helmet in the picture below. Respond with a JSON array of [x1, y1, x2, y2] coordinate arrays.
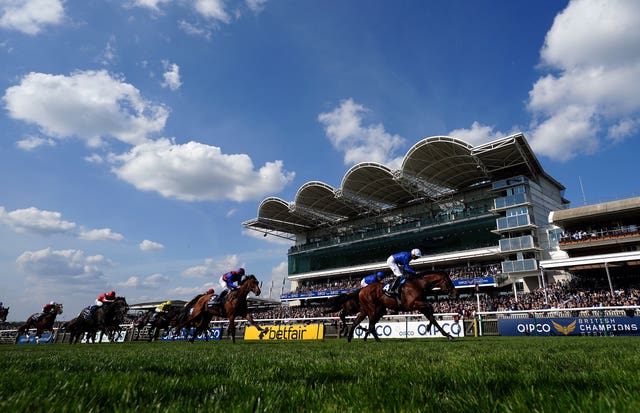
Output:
[[107, 291, 116, 299], [207, 288, 215, 294]]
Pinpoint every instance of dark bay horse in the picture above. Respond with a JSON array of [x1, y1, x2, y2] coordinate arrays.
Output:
[[175, 275, 265, 343], [322, 290, 362, 336], [347, 272, 458, 342], [134, 308, 179, 341], [64, 297, 128, 344], [0, 306, 8, 323], [15, 303, 64, 343]]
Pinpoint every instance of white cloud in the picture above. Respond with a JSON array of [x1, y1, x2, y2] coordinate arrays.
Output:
[[0, 206, 76, 235], [79, 228, 125, 241], [3, 70, 168, 147], [194, 0, 230, 23], [608, 118, 640, 142], [110, 138, 295, 201], [246, 0, 267, 14], [178, 20, 212, 40], [0, 0, 65, 35], [139, 239, 164, 252], [181, 255, 240, 278], [84, 153, 105, 164], [527, 0, 640, 161], [118, 276, 140, 287], [142, 273, 169, 286], [448, 122, 506, 146], [127, 0, 172, 12], [16, 247, 108, 282], [318, 98, 405, 168], [15, 135, 56, 150], [99, 37, 117, 66], [161, 61, 182, 91], [267, 261, 289, 298]]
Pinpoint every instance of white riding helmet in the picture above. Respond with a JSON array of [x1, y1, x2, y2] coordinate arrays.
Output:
[[411, 248, 422, 258]]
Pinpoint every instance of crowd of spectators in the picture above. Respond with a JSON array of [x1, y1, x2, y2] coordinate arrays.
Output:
[[258, 280, 640, 321], [445, 264, 501, 281], [286, 263, 503, 296], [559, 224, 638, 243]]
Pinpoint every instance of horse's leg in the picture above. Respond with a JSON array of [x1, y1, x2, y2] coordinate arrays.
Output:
[[347, 311, 367, 343], [228, 315, 236, 343], [367, 309, 384, 343], [419, 304, 453, 340], [339, 311, 348, 337]]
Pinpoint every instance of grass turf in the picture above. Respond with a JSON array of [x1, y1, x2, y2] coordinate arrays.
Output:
[[1, 337, 639, 412]]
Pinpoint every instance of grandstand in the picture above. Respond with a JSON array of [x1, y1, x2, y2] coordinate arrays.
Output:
[[244, 133, 577, 305], [541, 196, 640, 293]]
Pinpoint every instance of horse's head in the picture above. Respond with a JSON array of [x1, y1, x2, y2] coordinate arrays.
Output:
[[438, 273, 457, 299], [114, 297, 129, 316], [54, 303, 64, 314], [418, 272, 457, 299], [240, 274, 261, 296]]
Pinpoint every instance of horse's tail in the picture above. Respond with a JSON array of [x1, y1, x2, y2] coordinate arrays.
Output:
[[323, 290, 360, 313]]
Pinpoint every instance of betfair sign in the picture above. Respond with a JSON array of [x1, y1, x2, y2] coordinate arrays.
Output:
[[244, 324, 324, 340]]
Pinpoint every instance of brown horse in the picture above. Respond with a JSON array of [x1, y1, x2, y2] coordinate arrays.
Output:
[[322, 290, 362, 336], [347, 272, 458, 342], [175, 274, 265, 343], [15, 303, 64, 343], [0, 306, 8, 323]]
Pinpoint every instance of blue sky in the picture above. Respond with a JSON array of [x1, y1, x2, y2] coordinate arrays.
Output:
[[2, 0, 640, 321]]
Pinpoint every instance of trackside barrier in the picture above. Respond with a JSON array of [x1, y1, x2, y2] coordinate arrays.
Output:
[[476, 306, 640, 337], [3, 307, 638, 342]]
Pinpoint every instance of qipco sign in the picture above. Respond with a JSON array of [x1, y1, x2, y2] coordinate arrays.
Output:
[[353, 320, 464, 339]]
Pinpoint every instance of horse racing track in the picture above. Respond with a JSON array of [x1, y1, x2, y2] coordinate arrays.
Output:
[[1, 337, 640, 412]]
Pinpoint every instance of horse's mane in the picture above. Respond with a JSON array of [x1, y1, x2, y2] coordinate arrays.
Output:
[[185, 294, 205, 308], [240, 274, 257, 284]]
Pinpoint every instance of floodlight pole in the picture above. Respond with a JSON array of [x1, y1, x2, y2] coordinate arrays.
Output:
[[604, 262, 614, 296], [539, 266, 548, 304]]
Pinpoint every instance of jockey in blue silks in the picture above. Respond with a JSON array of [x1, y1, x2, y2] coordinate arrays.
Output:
[[386, 249, 422, 295], [361, 271, 385, 287]]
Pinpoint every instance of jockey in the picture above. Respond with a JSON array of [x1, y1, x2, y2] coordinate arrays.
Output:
[[42, 301, 57, 313], [38, 301, 57, 321], [387, 249, 422, 295], [219, 268, 245, 292], [155, 300, 172, 313], [360, 271, 385, 287], [216, 268, 245, 302], [90, 291, 116, 314]]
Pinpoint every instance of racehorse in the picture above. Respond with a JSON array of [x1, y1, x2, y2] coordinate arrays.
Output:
[[134, 308, 179, 341], [322, 290, 362, 336], [0, 306, 8, 323], [175, 274, 265, 343], [64, 297, 128, 344], [15, 303, 64, 344], [347, 272, 458, 342]]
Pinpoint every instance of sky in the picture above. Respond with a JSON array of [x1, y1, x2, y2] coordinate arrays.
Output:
[[1, 0, 640, 321]]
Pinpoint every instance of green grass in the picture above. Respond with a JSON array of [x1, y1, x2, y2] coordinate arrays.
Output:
[[1, 337, 640, 412]]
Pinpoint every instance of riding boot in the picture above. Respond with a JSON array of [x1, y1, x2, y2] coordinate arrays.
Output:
[[391, 277, 401, 296]]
